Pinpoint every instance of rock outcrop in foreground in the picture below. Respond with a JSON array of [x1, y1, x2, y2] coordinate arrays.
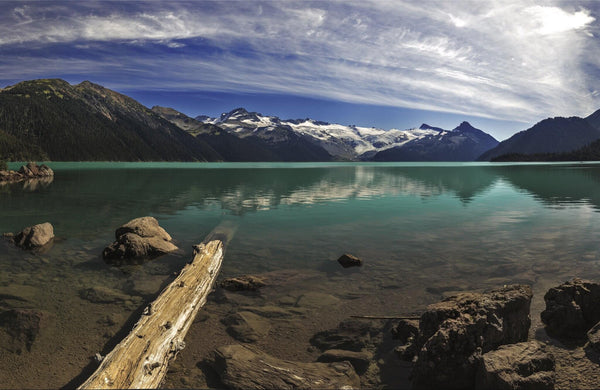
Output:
[[475, 341, 555, 390], [541, 278, 600, 338], [0, 162, 54, 182], [412, 284, 533, 389], [102, 217, 177, 263], [210, 344, 360, 389]]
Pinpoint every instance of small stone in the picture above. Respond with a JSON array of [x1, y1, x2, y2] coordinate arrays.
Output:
[[220, 275, 266, 292], [241, 305, 295, 319], [337, 253, 362, 268]]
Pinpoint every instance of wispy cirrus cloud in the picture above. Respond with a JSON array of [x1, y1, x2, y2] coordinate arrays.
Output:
[[0, 0, 598, 125]]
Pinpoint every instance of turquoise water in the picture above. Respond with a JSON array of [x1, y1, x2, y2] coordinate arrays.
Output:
[[1, 162, 600, 388]]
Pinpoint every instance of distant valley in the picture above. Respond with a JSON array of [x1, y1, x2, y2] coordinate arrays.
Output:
[[1, 79, 600, 162]]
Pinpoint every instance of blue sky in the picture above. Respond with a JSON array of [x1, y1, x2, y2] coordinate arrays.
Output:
[[1, 1, 599, 140]]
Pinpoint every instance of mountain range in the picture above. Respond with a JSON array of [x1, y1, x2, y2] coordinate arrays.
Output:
[[479, 111, 600, 161], [165, 106, 499, 162], [1, 79, 600, 162]]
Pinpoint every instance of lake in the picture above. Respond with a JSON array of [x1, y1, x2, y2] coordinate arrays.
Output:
[[1, 162, 600, 388]]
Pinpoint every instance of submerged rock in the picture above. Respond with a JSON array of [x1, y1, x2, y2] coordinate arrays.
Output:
[[80, 286, 138, 305], [311, 318, 378, 352], [210, 344, 360, 389], [412, 284, 533, 390], [0, 308, 53, 353], [475, 341, 555, 390], [318, 349, 373, 374], [337, 253, 363, 268], [220, 275, 266, 292], [102, 217, 177, 263], [541, 278, 600, 338], [222, 311, 270, 343], [13, 222, 54, 249]]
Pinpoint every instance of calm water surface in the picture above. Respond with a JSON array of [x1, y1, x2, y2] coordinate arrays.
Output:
[[1, 162, 600, 388]]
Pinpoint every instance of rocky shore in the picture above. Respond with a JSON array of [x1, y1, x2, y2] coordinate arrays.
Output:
[[163, 277, 600, 390], [0, 162, 54, 183]]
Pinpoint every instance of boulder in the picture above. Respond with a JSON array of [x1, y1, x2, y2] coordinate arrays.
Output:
[[587, 321, 600, 352], [311, 318, 378, 352], [318, 349, 373, 374], [210, 344, 360, 389], [102, 217, 177, 263], [540, 278, 600, 338], [114, 216, 171, 241], [220, 275, 266, 292], [412, 284, 533, 390], [18, 162, 53, 178], [337, 253, 363, 268], [475, 341, 555, 390], [13, 222, 54, 249], [222, 311, 270, 343]]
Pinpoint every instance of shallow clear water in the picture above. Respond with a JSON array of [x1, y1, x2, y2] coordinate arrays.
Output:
[[2, 162, 600, 388]]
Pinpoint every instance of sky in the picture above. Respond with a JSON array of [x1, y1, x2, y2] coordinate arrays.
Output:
[[1, 1, 599, 141]]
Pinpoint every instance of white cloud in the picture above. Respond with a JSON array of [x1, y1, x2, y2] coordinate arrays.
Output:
[[524, 5, 595, 35], [0, 1, 598, 124]]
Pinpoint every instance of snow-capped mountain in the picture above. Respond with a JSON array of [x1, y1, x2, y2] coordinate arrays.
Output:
[[196, 108, 498, 161]]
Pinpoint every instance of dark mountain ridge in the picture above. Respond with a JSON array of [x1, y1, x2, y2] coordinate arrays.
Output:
[[0, 79, 220, 161], [479, 114, 600, 161]]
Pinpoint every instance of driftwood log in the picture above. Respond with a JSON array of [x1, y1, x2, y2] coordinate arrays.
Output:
[[79, 237, 226, 389]]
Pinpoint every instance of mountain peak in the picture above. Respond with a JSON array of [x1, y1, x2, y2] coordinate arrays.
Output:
[[419, 123, 445, 132], [230, 107, 249, 114], [455, 121, 475, 130], [219, 107, 252, 122]]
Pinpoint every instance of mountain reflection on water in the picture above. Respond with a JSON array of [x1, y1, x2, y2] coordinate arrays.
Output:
[[3, 163, 600, 226]]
